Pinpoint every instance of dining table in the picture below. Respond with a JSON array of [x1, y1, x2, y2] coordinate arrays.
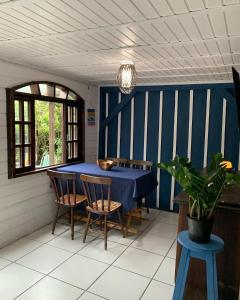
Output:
[[56, 162, 157, 213]]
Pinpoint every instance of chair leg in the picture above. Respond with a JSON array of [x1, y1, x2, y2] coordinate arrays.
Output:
[[104, 215, 108, 250], [52, 203, 60, 234], [126, 212, 132, 236], [206, 253, 218, 300], [69, 208, 71, 224], [172, 248, 190, 300], [83, 212, 91, 243], [100, 215, 103, 231], [117, 209, 125, 238], [137, 199, 142, 209], [70, 207, 74, 240], [144, 198, 150, 214]]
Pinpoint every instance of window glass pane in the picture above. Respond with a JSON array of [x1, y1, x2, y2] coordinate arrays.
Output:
[[24, 147, 30, 167], [67, 125, 72, 141], [67, 91, 77, 100], [24, 101, 30, 121], [73, 107, 77, 122], [55, 85, 67, 99], [54, 103, 64, 164], [15, 148, 21, 168], [73, 142, 78, 158], [15, 124, 21, 145], [16, 86, 31, 93], [39, 84, 54, 97], [35, 101, 49, 168], [35, 100, 64, 168], [73, 125, 78, 140], [68, 143, 72, 159], [67, 106, 72, 122], [16, 84, 39, 94], [14, 100, 20, 121], [24, 124, 30, 144]]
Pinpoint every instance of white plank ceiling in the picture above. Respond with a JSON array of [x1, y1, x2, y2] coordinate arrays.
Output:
[[0, 0, 239, 85]]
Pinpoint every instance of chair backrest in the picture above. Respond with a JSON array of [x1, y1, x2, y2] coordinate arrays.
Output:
[[47, 170, 77, 205], [113, 157, 129, 167], [129, 159, 153, 171], [80, 174, 112, 212], [105, 157, 114, 161]]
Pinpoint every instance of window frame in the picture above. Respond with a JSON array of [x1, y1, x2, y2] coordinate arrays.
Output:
[[7, 81, 85, 178]]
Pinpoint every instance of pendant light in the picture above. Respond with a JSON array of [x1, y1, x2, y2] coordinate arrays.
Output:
[[117, 61, 137, 94]]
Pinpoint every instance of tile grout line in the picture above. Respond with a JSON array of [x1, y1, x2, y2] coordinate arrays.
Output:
[[12, 222, 100, 300], [77, 290, 109, 300], [0, 224, 72, 273], [139, 238, 177, 299], [109, 264, 160, 281], [13, 239, 94, 300], [2, 210, 177, 300], [129, 244, 175, 257], [0, 216, 95, 263], [0, 212, 69, 250], [0, 224, 71, 263], [13, 215, 156, 300], [153, 278, 175, 287], [79, 211, 161, 299], [77, 217, 177, 279]]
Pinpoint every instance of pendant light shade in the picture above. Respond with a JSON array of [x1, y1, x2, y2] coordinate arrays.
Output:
[[117, 62, 137, 94]]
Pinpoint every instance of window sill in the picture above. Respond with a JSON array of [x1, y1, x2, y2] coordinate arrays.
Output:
[[13, 160, 84, 178]]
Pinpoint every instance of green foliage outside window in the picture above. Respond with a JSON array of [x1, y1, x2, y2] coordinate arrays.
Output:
[[35, 101, 63, 167]]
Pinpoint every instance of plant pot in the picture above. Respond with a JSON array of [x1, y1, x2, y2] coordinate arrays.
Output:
[[187, 215, 214, 243]]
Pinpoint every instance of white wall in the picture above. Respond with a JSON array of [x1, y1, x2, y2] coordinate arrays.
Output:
[[0, 60, 99, 247]]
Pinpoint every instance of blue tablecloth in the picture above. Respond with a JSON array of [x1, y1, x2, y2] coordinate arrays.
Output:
[[56, 163, 157, 212]]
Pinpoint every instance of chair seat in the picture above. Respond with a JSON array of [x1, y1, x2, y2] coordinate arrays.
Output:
[[56, 194, 87, 206], [87, 200, 122, 214]]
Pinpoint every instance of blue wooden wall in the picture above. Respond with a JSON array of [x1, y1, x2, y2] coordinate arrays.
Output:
[[99, 84, 240, 211]]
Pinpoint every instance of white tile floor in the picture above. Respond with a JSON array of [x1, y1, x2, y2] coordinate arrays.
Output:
[[0, 209, 178, 300]]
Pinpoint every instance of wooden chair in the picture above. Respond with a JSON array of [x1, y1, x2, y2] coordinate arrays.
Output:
[[47, 170, 87, 240], [129, 160, 153, 214], [128, 159, 153, 170], [105, 157, 115, 161], [112, 157, 129, 167], [80, 174, 125, 250]]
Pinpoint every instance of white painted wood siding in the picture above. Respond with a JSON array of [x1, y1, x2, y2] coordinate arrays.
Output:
[[0, 60, 98, 248]]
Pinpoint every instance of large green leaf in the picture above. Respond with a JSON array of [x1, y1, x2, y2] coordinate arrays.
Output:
[[158, 153, 240, 220]]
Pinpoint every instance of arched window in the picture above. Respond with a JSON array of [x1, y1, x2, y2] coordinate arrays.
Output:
[[7, 81, 85, 178]]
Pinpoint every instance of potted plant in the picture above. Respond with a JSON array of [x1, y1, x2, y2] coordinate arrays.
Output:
[[158, 153, 240, 243]]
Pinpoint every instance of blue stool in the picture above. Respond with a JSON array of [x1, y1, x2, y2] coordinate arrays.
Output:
[[173, 230, 224, 300]]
